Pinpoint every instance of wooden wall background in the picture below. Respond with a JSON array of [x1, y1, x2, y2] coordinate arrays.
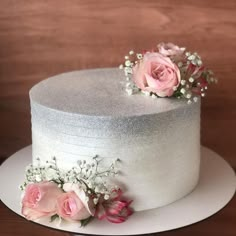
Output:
[[0, 1, 235, 236]]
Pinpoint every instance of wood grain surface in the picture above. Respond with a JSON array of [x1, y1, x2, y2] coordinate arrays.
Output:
[[0, 0, 235, 235]]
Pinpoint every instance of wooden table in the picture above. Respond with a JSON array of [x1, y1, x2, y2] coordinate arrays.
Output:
[[0, 1, 235, 235]]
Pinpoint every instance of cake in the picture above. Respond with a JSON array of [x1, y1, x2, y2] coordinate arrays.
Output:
[[21, 43, 216, 225], [30, 68, 200, 212]]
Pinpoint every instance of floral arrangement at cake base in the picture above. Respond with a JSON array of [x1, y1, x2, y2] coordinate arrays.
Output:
[[20, 156, 133, 226], [120, 42, 217, 103]]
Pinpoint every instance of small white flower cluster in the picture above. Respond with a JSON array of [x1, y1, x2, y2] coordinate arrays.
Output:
[[176, 51, 218, 104], [20, 155, 121, 202], [185, 51, 202, 66], [119, 50, 140, 95]]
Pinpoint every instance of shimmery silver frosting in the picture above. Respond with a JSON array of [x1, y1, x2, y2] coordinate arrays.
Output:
[[30, 68, 190, 117], [30, 68, 201, 211]]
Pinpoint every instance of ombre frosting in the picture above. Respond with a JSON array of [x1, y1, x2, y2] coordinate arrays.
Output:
[[30, 68, 201, 211]]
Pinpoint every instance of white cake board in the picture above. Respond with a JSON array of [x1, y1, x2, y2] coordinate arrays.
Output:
[[0, 146, 235, 236]]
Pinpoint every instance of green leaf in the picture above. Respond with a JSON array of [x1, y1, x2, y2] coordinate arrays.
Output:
[[80, 216, 93, 227], [50, 214, 59, 222]]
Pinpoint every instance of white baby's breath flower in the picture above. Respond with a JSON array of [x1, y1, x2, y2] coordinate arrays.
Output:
[[180, 88, 186, 94], [126, 88, 134, 95], [178, 62, 183, 67], [197, 60, 202, 66], [45, 168, 58, 181], [136, 53, 143, 59], [189, 77, 194, 83], [125, 60, 131, 67], [95, 186, 100, 193], [173, 86, 178, 91], [119, 64, 124, 69], [126, 82, 131, 88], [124, 67, 133, 74], [185, 52, 191, 57], [141, 90, 150, 96], [93, 198, 99, 205], [186, 93, 192, 99], [35, 175, 41, 182], [188, 55, 196, 61]]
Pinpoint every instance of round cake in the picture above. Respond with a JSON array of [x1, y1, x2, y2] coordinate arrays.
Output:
[[30, 68, 201, 211]]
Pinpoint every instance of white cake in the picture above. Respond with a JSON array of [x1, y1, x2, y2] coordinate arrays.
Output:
[[30, 68, 201, 212]]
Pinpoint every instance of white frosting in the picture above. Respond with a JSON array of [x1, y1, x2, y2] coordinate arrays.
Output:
[[30, 68, 201, 211]]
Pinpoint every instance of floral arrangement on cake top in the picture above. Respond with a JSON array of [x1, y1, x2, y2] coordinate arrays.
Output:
[[20, 156, 132, 226], [120, 42, 217, 103]]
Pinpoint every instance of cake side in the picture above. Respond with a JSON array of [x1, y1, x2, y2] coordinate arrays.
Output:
[[30, 68, 201, 211]]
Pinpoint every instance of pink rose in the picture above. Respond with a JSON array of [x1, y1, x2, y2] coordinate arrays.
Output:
[[133, 52, 181, 97], [22, 181, 63, 220], [56, 191, 91, 221], [95, 189, 133, 223], [62, 183, 95, 216], [158, 42, 185, 57]]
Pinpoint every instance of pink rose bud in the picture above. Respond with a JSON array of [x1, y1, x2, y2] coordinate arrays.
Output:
[[21, 181, 63, 220], [56, 191, 91, 221], [132, 52, 181, 97], [95, 189, 133, 223], [158, 42, 185, 57]]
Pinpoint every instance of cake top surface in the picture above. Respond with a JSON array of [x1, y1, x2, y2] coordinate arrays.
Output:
[[30, 68, 189, 117]]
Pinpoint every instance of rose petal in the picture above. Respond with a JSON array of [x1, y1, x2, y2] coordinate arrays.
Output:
[[21, 182, 63, 220], [63, 183, 95, 216], [106, 215, 126, 224], [132, 52, 180, 97], [57, 191, 91, 221]]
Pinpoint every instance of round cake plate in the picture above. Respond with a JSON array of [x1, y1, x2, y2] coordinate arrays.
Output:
[[0, 146, 235, 236]]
